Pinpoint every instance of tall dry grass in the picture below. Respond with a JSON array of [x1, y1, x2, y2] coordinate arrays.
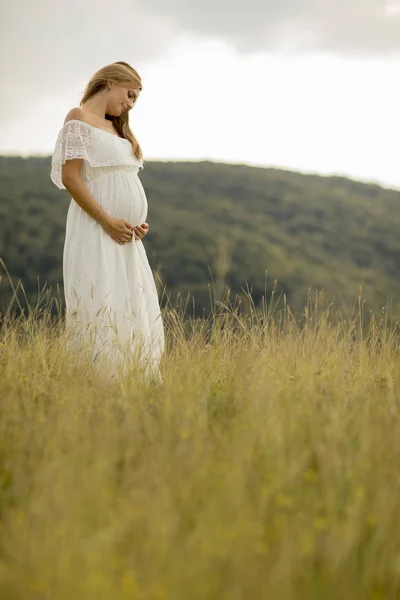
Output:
[[0, 278, 400, 599]]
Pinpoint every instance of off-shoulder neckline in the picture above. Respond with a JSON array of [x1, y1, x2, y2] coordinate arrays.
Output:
[[63, 118, 131, 143]]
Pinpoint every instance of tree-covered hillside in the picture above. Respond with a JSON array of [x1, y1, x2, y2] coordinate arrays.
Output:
[[1, 155, 399, 318]]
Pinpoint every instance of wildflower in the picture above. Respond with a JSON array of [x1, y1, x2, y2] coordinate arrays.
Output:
[[275, 492, 293, 507], [314, 516, 328, 530], [304, 468, 318, 482]]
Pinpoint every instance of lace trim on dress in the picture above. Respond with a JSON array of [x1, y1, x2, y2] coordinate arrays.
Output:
[[50, 119, 144, 190]]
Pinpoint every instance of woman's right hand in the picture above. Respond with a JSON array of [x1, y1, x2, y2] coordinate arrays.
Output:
[[101, 217, 137, 244]]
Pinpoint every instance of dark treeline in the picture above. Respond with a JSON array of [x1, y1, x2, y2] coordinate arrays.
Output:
[[1, 155, 400, 320]]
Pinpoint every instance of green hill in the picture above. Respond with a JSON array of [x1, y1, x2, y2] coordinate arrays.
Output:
[[1, 155, 399, 318]]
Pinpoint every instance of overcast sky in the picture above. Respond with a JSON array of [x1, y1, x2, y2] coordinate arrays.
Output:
[[1, 0, 400, 190]]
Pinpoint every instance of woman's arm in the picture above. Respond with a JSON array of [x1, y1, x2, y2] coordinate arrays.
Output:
[[60, 107, 111, 227], [60, 107, 109, 227], [62, 168, 135, 244], [61, 170, 112, 229], [61, 108, 134, 244]]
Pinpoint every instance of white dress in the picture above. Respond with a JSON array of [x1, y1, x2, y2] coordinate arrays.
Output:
[[50, 119, 165, 383]]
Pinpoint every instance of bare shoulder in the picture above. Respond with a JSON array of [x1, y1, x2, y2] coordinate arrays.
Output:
[[63, 107, 89, 126]]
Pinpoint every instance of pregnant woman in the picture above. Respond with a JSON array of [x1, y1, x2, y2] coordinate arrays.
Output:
[[50, 61, 165, 383]]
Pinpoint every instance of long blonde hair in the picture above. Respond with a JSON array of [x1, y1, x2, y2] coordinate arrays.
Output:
[[80, 61, 144, 163]]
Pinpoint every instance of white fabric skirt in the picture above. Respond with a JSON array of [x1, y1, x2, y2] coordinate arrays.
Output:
[[63, 166, 164, 383]]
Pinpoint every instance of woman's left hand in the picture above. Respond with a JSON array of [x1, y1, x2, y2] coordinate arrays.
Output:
[[134, 223, 149, 240]]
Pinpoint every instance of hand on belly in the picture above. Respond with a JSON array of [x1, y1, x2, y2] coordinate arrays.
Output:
[[133, 222, 149, 240]]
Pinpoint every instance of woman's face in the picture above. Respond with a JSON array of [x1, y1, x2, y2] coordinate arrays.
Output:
[[107, 83, 140, 116]]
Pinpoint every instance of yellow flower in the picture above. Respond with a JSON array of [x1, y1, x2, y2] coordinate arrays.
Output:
[[304, 468, 318, 482], [366, 514, 377, 528], [121, 572, 136, 594], [152, 585, 167, 599], [254, 541, 268, 554], [275, 492, 293, 507], [314, 516, 328, 530]]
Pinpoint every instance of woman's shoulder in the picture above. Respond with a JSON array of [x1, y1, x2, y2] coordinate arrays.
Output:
[[63, 106, 88, 125], [63, 108, 120, 137], [58, 108, 95, 139], [62, 107, 103, 133]]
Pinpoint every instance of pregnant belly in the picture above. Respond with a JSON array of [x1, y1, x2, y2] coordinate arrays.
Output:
[[87, 169, 148, 226]]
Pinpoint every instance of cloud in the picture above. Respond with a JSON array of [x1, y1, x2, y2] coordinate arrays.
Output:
[[0, 0, 178, 125], [142, 0, 400, 57], [1, 0, 399, 131]]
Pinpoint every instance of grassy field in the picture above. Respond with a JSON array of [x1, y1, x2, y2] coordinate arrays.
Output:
[[0, 288, 400, 599]]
